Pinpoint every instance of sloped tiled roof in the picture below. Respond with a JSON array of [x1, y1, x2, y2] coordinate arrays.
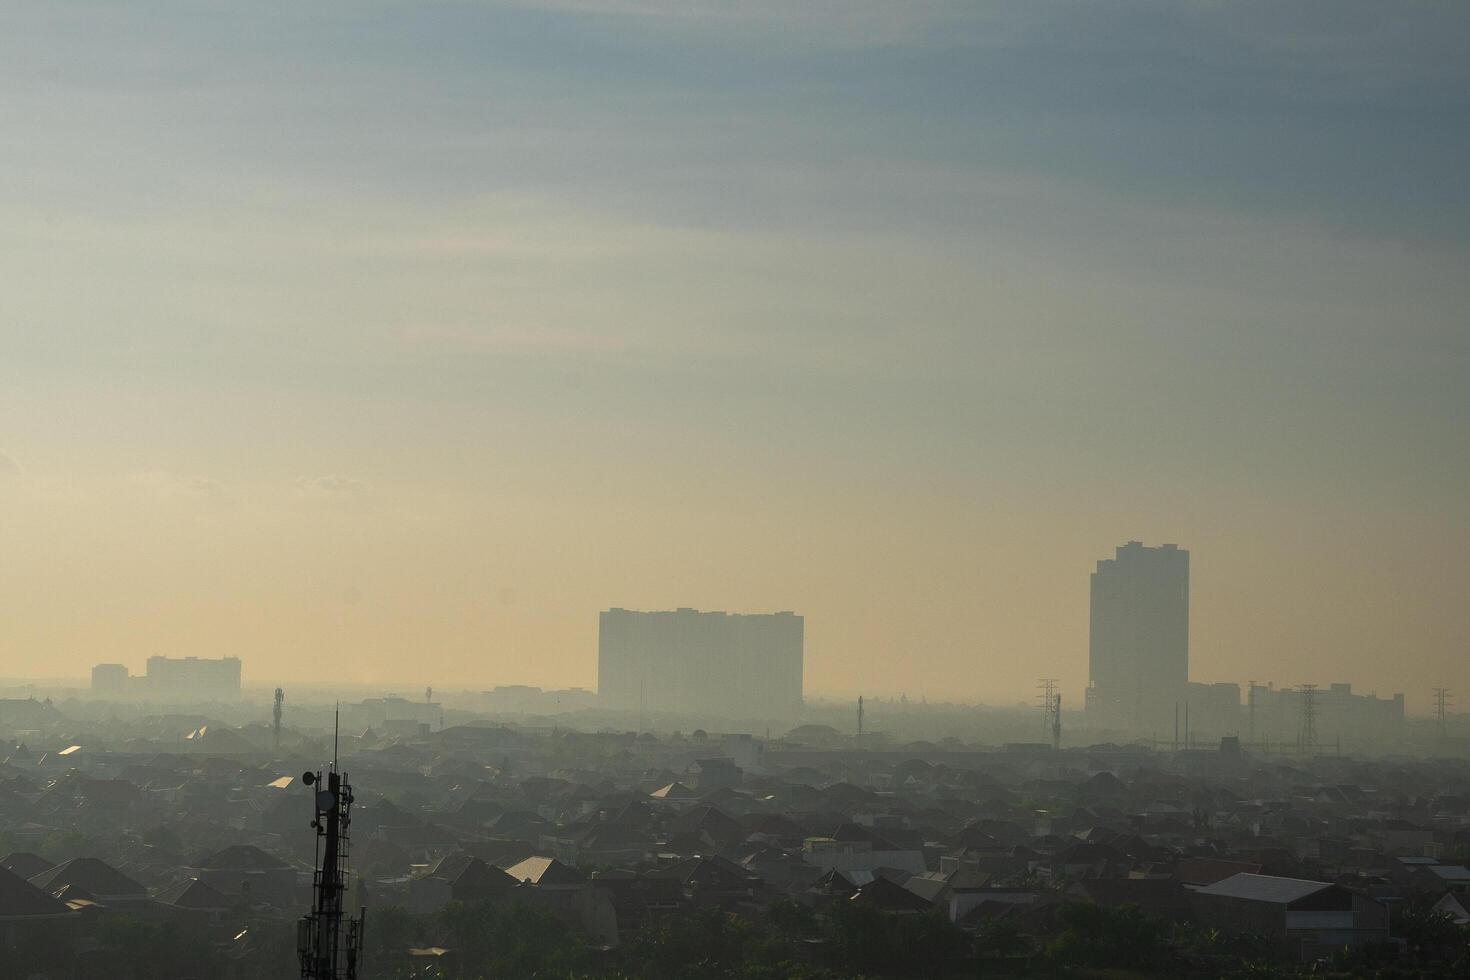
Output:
[[29, 858, 148, 899], [196, 845, 290, 871], [1195, 873, 1333, 904], [0, 865, 74, 921], [849, 875, 932, 912], [500, 855, 586, 887], [1175, 857, 1263, 886], [0, 852, 54, 880], [809, 869, 856, 897], [156, 877, 231, 910]]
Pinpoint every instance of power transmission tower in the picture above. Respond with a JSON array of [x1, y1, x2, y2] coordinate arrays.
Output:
[[273, 687, 285, 752], [1247, 680, 1256, 748], [1038, 679, 1061, 750], [1052, 693, 1062, 751], [1433, 687, 1452, 743], [1298, 684, 1319, 756]]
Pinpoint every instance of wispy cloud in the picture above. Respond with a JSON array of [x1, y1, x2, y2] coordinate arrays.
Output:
[[495, 0, 987, 46], [301, 475, 369, 494], [126, 471, 224, 498], [398, 323, 635, 357]]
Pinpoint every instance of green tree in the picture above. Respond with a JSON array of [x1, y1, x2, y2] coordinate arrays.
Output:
[[1045, 902, 1174, 972]]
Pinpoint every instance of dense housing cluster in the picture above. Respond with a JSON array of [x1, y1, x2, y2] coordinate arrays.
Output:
[[0, 692, 1467, 978]]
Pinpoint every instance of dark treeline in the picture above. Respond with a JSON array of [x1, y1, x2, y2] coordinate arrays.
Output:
[[2, 891, 1467, 978]]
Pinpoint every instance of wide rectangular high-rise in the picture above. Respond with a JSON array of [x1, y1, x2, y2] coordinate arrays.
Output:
[[1087, 542, 1188, 732], [598, 608, 803, 720], [144, 655, 242, 700]]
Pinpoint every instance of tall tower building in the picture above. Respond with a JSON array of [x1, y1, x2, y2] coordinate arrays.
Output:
[[1087, 541, 1189, 732]]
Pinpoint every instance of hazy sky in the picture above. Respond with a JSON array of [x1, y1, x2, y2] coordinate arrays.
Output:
[[1, 1, 1466, 710]]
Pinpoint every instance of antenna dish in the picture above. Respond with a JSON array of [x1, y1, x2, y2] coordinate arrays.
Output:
[[315, 789, 336, 812], [302, 771, 316, 785]]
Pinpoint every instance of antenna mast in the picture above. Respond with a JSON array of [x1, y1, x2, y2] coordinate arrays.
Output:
[[273, 688, 285, 752], [299, 713, 365, 979]]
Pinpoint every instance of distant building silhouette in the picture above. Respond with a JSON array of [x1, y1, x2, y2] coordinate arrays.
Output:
[[145, 655, 241, 699], [1087, 541, 1189, 732], [598, 608, 803, 720], [90, 656, 241, 700], [1246, 681, 1403, 750], [343, 696, 442, 735], [480, 686, 596, 714], [90, 663, 129, 695]]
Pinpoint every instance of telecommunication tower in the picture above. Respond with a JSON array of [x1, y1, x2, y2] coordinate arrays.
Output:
[[856, 696, 864, 750], [273, 688, 285, 752], [298, 712, 365, 979]]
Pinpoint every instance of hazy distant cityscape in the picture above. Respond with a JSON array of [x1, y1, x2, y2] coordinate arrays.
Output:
[[5, 2, 1468, 978], [43, 541, 1438, 756], [0, 542, 1462, 977]]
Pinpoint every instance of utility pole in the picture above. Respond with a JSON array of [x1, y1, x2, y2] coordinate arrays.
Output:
[[1298, 684, 1319, 756]]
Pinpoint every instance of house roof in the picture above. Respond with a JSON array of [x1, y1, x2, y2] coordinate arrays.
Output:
[[1194, 873, 1333, 905], [849, 875, 933, 912], [0, 852, 54, 880], [196, 845, 290, 871], [902, 874, 951, 904], [809, 869, 855, 896], [28, 858, 149, 899], [1432, 892, 1470, 925], [0, 865, 74, 921], [428, 854, 517, 898], [1428, 866, 1470, 883], [431, 852, 512, 882], [830, 822, 901, 851], [1175, 857, 1264, 886], [668, 805, 743, 840], [156, 877, 231, 910], [501, 855, 586, 887]]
